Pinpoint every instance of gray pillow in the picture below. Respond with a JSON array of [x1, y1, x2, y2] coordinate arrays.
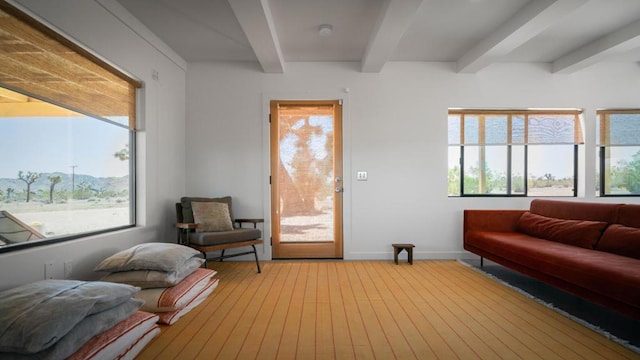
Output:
[[94, 242, 201, 273], [1, 298, 143, 359], [0, 280, 140, 354], [192, 201, 234, 232], [100, 256, 205, 288], [181, 196, 234, 224]]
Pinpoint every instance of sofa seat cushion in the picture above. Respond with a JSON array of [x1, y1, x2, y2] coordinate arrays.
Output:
[[465, 231, 640, 310], [189, 228, 261, 246], [516, 212, 607, 249]]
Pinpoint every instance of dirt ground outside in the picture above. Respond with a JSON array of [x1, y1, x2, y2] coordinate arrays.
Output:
[[2, 199, 129, 237]]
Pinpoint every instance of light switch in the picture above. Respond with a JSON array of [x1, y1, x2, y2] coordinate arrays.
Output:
[[356, 171, 368, 181]]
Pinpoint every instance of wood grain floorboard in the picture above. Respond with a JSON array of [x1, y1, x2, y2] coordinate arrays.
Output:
[[137, 261, 639, 360]]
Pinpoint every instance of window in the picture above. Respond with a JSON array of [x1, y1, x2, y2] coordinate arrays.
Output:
[[597, 109, 640, 196], [448, 109, 583, 197], [0, 3, 141, 252]]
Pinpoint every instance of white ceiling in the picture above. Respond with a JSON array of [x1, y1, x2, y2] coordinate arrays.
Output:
[[116, 0, 640, 73]]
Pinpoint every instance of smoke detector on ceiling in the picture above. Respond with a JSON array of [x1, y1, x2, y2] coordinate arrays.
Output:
[[318, 24, 333, 37]]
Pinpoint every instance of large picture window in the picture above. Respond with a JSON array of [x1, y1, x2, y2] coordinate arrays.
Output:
[[0, 3, 141, 251], [448, 109, 583, 197], [597, 110, 640, 196]]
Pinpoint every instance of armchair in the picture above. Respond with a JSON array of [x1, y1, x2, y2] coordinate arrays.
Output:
[[176, 196, 263, 273]]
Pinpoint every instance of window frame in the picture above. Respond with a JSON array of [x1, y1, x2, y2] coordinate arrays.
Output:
[[0, 2, 140, 253], [597, 109, 640, 197], [449, 109, 582, 197]]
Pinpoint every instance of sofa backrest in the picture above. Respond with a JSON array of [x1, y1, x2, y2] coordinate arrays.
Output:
[[529, 199, 621, 223], [615, 204, 640, 228]]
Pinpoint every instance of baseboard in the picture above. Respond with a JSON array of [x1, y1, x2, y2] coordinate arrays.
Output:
[[345, 250, 477, 261]]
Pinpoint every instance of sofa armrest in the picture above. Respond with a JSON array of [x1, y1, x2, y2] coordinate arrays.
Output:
[[463, 210, 526, 236]]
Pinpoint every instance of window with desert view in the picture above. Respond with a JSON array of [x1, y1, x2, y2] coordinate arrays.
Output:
[[0, 87, 134, 249]]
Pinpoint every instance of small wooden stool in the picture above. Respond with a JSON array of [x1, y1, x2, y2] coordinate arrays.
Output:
[[392, 243, 415, 265]]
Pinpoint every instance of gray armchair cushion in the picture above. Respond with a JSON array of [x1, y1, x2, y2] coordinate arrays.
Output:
[[189, 228, 261, 246]]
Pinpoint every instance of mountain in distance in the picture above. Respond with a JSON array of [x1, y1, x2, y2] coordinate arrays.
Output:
[[0, 172, 129, 196]]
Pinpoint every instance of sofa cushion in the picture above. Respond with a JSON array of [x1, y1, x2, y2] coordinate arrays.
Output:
[[596, 224, 640, 259], [516, 212, 607, 249], [180, 196, 234, 224], [615, 204, 640, 228], [191, 201, 234, 232], [529, 199, 620, 223]]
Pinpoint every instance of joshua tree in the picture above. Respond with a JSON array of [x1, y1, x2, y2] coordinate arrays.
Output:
[[114, 144, 129, 161], [48, 175, 62, 203], [5, 187, 14, 201], [18, 171, 41, 202]]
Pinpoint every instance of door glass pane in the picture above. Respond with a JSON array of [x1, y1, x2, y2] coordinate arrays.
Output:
[[278, 107, 335, 243]]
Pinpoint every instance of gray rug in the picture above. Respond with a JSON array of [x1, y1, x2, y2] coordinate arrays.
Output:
[[460, 259, 640, 354]]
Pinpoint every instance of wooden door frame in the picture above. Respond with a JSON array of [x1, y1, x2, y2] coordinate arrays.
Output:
[[269, 99, 344, 259]]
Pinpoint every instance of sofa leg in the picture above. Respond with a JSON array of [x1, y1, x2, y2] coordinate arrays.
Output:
[[480, 257, 484, 267]]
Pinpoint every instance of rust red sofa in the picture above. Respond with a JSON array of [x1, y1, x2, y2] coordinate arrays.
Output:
[[463, 199, 640, 320]]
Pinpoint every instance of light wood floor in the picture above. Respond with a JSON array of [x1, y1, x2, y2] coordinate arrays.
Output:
[[137, 260, 639, 359]]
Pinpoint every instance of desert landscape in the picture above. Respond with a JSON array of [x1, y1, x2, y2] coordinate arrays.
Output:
[[2, 199, 129, 238]]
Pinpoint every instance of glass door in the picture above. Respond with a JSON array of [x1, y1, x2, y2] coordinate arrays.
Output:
[[270, 100, 343, 258]]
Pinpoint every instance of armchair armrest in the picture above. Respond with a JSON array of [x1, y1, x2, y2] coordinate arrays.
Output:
[[176, 222, 199, 230], [176, 222, 198, 245], [235, 218, 264, 229]]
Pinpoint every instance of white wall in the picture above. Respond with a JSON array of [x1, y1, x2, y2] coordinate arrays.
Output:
[[186, 60, 640, 261], [0, 0, 187, 290]]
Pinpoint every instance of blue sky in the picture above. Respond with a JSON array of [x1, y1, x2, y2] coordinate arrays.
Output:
[[0, 116, 129, 179]]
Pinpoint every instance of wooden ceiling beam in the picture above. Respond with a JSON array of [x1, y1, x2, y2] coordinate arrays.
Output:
[[457, 0, 586, 73], [553, 18, 640, 73]]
